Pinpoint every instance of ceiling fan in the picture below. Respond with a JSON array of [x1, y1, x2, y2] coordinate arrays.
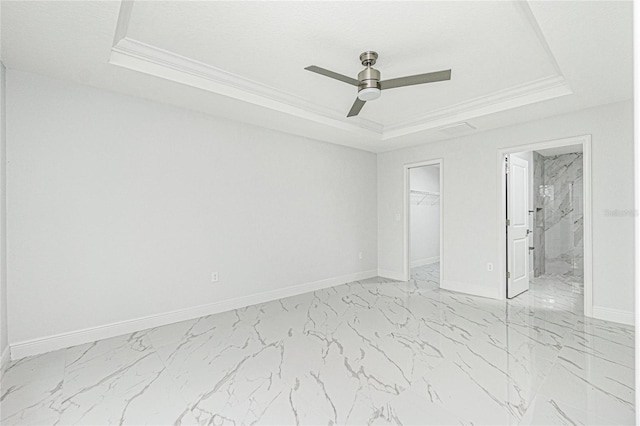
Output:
[[305, 51, 451, 117]]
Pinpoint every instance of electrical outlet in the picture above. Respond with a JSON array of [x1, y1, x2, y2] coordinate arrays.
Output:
[[487, 263, 493, 272], [359, 252, 363, 260], [394, 213, 401, 222], [211, 272, 219, 282]]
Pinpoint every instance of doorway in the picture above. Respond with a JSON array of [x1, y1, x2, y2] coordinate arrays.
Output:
[[499, 135, 592, 316], [404, 159, 443, 286]]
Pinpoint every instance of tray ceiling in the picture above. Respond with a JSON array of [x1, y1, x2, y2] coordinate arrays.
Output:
[[1, 1, 633, 152]]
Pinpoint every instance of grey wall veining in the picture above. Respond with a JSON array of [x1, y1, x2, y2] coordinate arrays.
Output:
[[539, 153, 584, 278], [532, 151, 545, 277]]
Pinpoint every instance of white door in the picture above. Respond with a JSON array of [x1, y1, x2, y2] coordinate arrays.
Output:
[[507, 155, 529, 298]]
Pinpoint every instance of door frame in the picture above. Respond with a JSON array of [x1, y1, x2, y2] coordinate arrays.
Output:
[[403, 159, 444, 284], [497, 134, 592, 316]]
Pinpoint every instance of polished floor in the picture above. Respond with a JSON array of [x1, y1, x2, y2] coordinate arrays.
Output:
[[1, 264, 635, 425]]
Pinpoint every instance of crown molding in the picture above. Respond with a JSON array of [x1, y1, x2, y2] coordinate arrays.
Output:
[[112, 0, 134, 47], [110, 37, 384, 137], [109, 0, 571, 142], [382, 75, 571, 140]]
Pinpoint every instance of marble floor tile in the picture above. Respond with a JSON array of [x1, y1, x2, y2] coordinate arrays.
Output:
[[364, 382, 467, 426], [2, 349, 66, 386], [0, 377, 65, 426], [520, 394, 592, 426], [0, 349, 67, 426], [537, 330, 635, 424], [410, 360, 524, 424], [57, 333, 194, 425], [1, 264, 635, 425]]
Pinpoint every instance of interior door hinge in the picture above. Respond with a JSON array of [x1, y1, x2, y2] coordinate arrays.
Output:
[[506, 219, 510, 226], [507, 271, 511, 279]]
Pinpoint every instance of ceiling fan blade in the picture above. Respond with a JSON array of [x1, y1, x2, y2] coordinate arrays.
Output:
[[380, 69, 451, 90], [347, 98, 366, 117], [305, 66, 360, 86]]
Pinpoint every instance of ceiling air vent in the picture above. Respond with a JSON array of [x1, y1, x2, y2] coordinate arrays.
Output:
[[438, 122, 476, 135]]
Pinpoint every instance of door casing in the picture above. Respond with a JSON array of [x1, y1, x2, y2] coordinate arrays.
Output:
[[497, 135, 592, 316]]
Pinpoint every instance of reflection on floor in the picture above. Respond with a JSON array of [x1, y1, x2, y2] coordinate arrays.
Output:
[[410, 262, 440, 289], [1, 267, 634, 425]]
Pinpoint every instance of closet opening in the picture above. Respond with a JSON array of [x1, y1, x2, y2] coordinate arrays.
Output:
[[404, 160, 443, 288]]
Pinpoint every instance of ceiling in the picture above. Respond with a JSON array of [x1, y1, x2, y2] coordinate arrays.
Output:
[[0, 1, 633, 153]]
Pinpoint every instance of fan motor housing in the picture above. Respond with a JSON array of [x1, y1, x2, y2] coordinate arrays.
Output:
[[358, 51, 381, 91], [358, 67, 381, 90]]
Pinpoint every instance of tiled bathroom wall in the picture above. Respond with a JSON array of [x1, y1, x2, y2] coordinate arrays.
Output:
[[538, 153, 584, 278], [532, 151, 545, 277]]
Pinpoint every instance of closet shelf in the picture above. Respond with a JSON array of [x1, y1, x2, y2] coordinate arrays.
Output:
[[410, 189, 440, 205]]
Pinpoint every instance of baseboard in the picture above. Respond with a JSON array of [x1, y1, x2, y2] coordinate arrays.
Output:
[[441, 279, 502, 300], [410, 256, 440, 268], [377, 269, 405, 281], [591, 306, 635, 325], [1, 345, 9, 377], [10, 269, 378, 360]]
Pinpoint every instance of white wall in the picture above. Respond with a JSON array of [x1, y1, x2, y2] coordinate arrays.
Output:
[[6, 70, 378, 350], [4, 69, 635, 354], [409, 166, 440, 266], [0, 62, 8, 366], [378, 100, 635, 317]]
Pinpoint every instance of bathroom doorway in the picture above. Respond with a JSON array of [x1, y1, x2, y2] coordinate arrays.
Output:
[[499, 135, 592, 315]]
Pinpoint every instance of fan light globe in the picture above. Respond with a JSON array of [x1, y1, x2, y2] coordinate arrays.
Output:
[[357, 87, 381, 101]]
